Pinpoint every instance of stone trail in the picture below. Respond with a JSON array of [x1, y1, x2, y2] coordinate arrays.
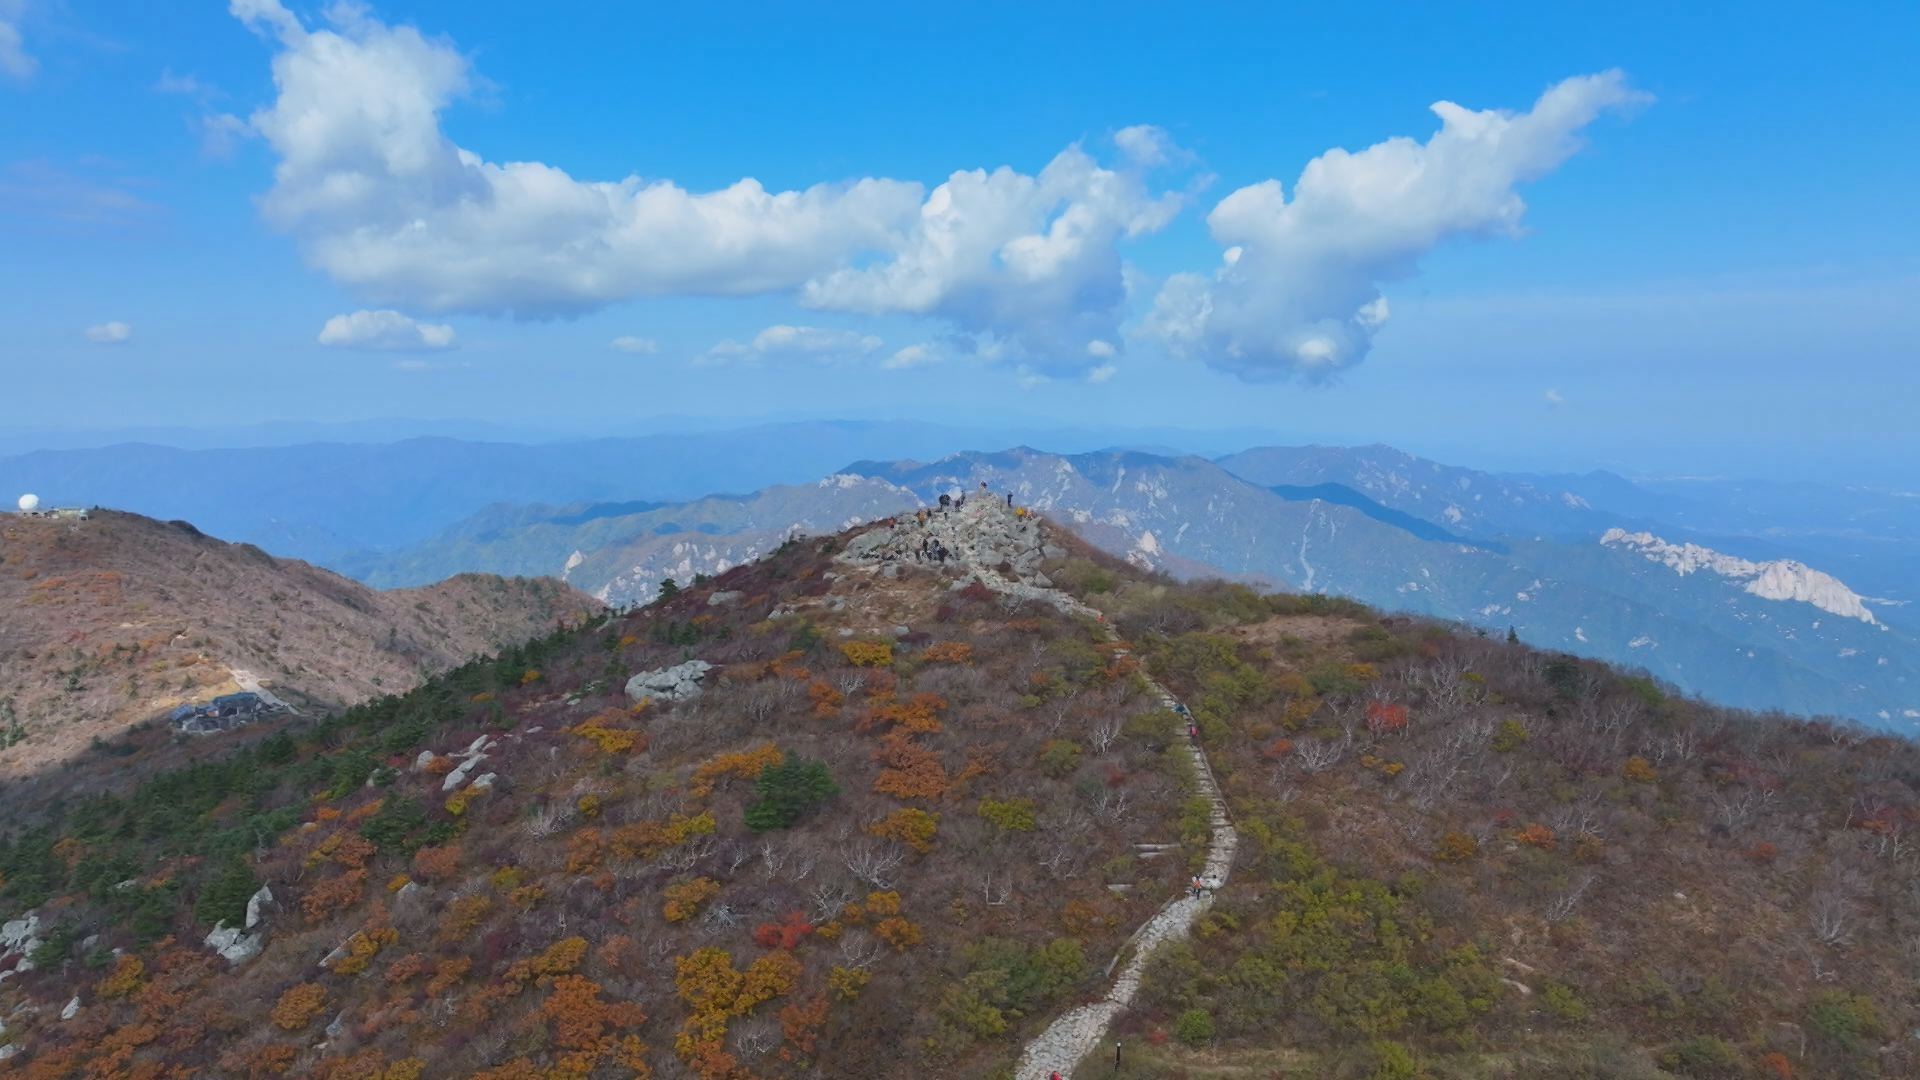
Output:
[[838, 499, 1240, 1079]]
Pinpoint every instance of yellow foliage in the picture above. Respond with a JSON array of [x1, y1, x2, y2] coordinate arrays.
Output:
[[1623, 755, 1659, 783], [663, 876, 722, 922], [839, 640, 894, 668], [331, 926, 399, 976], [828, 965, 871, 1001], [96, 954, 146, 999], [569, 712, 645, 754]]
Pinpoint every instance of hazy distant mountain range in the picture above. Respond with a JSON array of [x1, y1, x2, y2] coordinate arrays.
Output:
[[4, 429, 1915, 727]]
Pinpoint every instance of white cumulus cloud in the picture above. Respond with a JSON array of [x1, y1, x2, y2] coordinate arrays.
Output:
[[610, 336, 658, 355], [1544, 387, 1566, 406], [84, 321, 131, 344], [228, 1, 1185, 375], [1087, 363, 1118, 384], [801, 140, 1182, 374], [0, 0, 34, 83], [317, 309, 456, 351], [1148, 71, 1649, 382], [699, 325, 883, 366], [882, 343, 939, 370]]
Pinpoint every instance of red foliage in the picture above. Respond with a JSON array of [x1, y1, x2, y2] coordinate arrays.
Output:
[[752, 911, 814, 951], [1364, 700, 1410, 735]]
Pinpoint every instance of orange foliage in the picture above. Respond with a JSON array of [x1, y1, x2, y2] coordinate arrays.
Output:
[[859, 692, 948, 735], [426, 957, 471, 996], [271, 982, 329, 1031], [384, 952, 430, 985], [874, 916, 922, 950], [920, 641, 974, 664], [778, 994, 830, 1057], [867, 807, 939, 853], [423, 755, 456, 776], [808, 679, 844, 719], [1434, 831, 1479, 862], [566, 827, 605, 874], [611, 811, 717, 860], [410, 844, 461, 882], [1622, 755, 1659, 783], [303, 868, 368, 923], [1760, 1051, 1793, 1079], [1514, 823, 1557, 850], [689, 743, 783, 798], [871, 734, 950, 801], [1261, 737, 1296, 760], [542, 974, 649, 1060], [510, 936, 589, 981]]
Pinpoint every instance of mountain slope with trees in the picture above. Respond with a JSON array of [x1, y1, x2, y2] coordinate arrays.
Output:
[[0, 510, 599, 775], [0, 507, 1915, 1078]]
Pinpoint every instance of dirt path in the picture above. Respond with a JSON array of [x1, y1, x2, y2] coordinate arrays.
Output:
[[840, 501, 1240, 1079]]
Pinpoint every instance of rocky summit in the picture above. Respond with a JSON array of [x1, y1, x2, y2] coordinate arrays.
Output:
[[837, 492, 1068, 588]]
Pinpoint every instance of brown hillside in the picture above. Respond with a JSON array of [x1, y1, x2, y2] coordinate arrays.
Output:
[[0, 510, 600, 775], [1, 502, 1917, 1079]]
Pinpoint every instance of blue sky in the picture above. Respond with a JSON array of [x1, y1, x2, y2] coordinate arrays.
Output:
[[1, 1, 1915, 481]]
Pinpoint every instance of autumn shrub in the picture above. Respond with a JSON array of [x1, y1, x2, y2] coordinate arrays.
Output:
[[96, 953, 146, 999], [611, 811, 717, 860], [828, 965, 870, 1001], [1364, 700, 1410, 735], [839, 640, 894, 668], [875, 916, 922, 950], [569, 710, 648, 754], [1038, 739, 1082, 778], [1433, 831, 1478, 862], [744, 756, 839, 832], [1622, 755, 1659, 783], [752, 911, 814, 950], [271, 983, 328, 1031], [1174, 1007, 1215, 1046], [689, 743, 783, 798], [663, 876, 722, 922], [410, 843, 461, 882], [921, 641, 974, 664], [872, 734, 950, 801], [1491, 719, 1529, 752], [868, 807, 939, 853], [302, 868, 368, 923], [1659, 1035, 1743, 1078], [978, 796, 1038, 832], [1514, 823, 1557, 850]]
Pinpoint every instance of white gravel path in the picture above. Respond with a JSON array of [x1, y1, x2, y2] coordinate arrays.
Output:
[[837, 502, 1240, 1080]]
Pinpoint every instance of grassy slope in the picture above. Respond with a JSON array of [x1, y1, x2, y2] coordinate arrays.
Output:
[[1048, 554, 1919, 1080]]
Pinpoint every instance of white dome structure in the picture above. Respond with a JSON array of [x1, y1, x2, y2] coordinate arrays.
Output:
[[17, 493, 39, 512]]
